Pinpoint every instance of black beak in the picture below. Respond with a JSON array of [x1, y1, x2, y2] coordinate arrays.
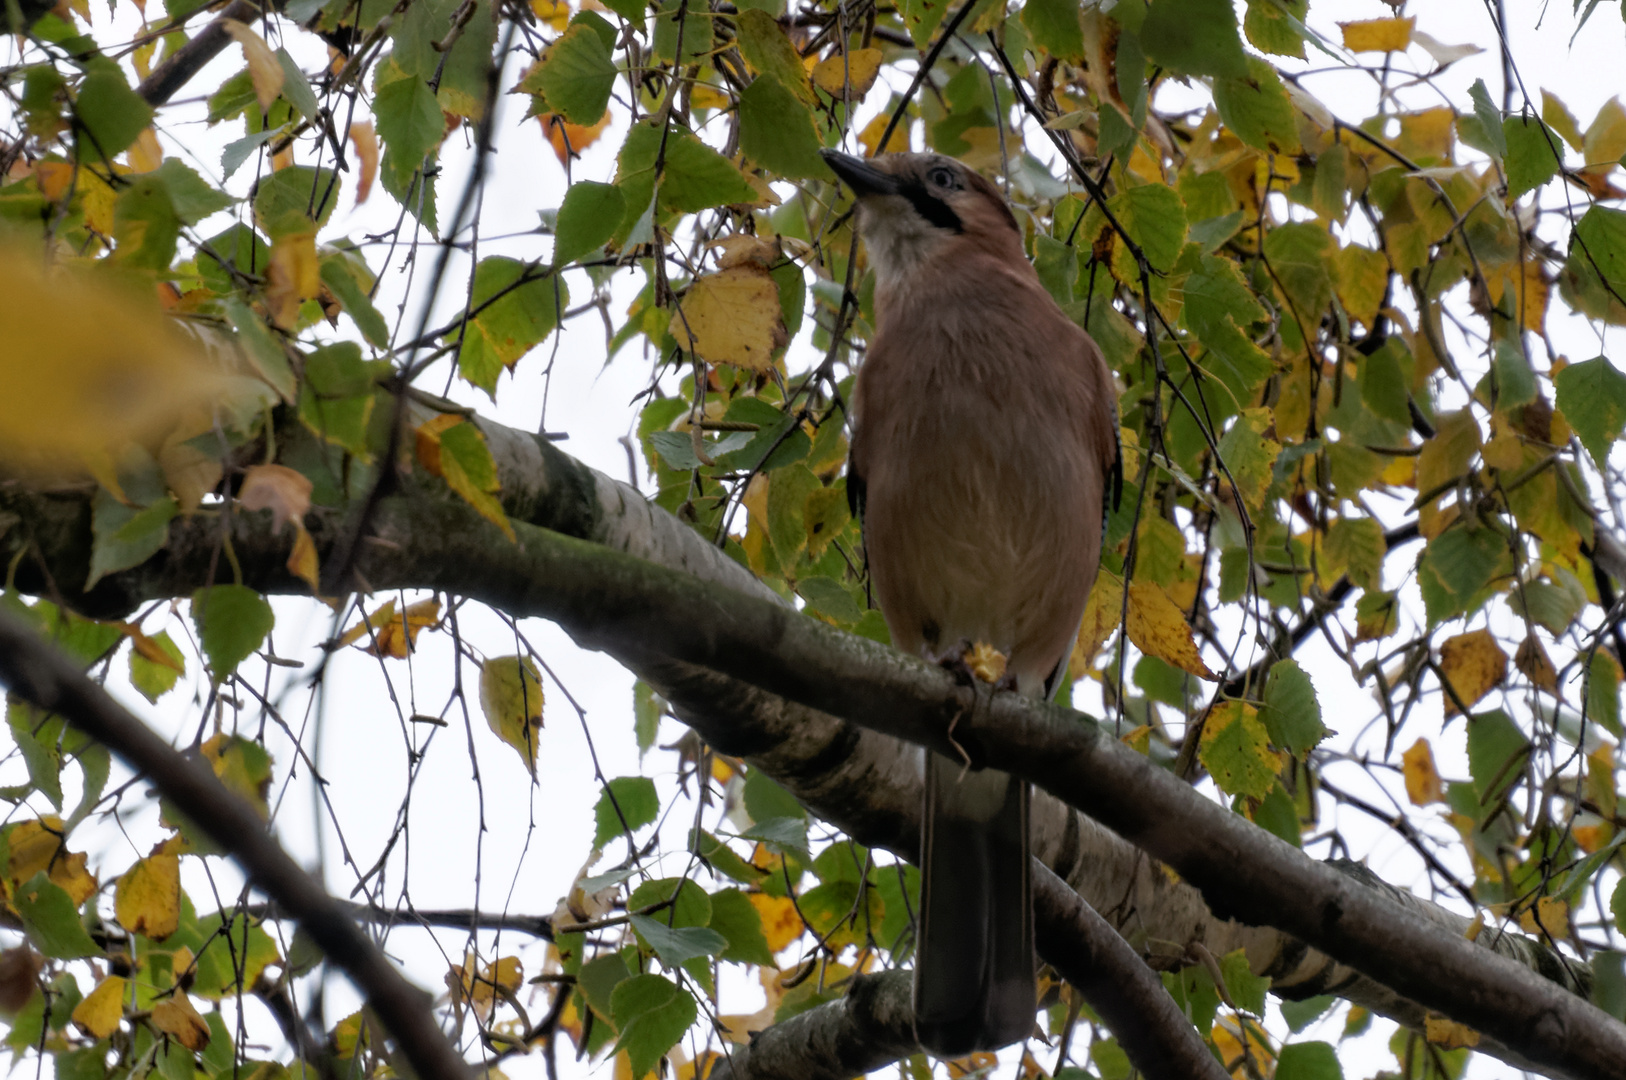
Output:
[[820, 149, 898, 197]]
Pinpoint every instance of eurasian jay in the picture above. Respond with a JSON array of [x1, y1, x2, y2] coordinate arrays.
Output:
[[822, 148, 1119, 1056]]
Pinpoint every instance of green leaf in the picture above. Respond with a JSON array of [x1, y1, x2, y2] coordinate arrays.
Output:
[[1324, 516, 1386, 591], [76, 58, 154, 161], [1182, 253, 1272, 405], [87, 491, 177, 589], [1215, 407, 1280, 512], [1280, 996, 1335, 1033], [553, 181, 625, 268], [190, 585, 274, 682], [8, 702, 64, 809], [1613, 877, 1626, 934], [1141, 0, 1248, 78], [765, 463, 821, 567], [319, 255, 390, 348], [1467, 709, 1529, 807], [1263, 221, 1334, 326], [1555, 355, 1626, 468], [1503, 116, 1563, 200], [610, 975, 696, 1079], [629, 915, 728, 966], [388, 0, 496, 117], [1275, 1041, 1343, 1080], [188, 910, 280, 998], [252, 165, 341, 240], [1108, 181, 1187, 274], [614, 122, 756, 240], [531, 22, 617, 124], [1468, 79, 1506, 159], [1219, 948, 1270, 1015], [1021, 0, 1083, 61], [1199, 702, 1277, 800], [1213, 57, 1300, 154], [457, 258, 567, 394], [735, 10, 814, 101], [1589, 652, 1623, 737], [113, 176, 182, 271], [627, 878, 711, 928], [593, 776, 660, 848], [1595, 951, 1626, 1022], [15, 873, 100, 959], [737, 816, 808, 854], [275, 48, 322, 122], [129, 629, 186, 704], [633, 680, 663, 757], [437, 421, 513, 539], [1251, 782, 1301, 846], [1417, 527, 1504, 625], [708, 887, 775, 966], [737, 76, 830, 181], [1563, 207, 1626, 325], [743, 766, 804, 823], [899, 0, 949, 48], [1492, 339, 1537, 410], [1259, 659, 1325, 759], [152, 159, 235, 225], [577, 952, 631, 1022], [373, 69, 444, 200], [1360, 337, 1412, 425], [1243, 0, 1306, 58]]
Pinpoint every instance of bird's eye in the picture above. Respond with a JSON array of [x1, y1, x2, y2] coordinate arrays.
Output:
[[927, 166, 958, 189]]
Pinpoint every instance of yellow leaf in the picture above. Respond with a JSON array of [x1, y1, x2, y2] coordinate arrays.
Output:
[[128, 127, 163, 173], [1574, 822, 1612, 852], [1543, 90, 1585, 151], [115, 853, 180, 940], [1584, 98, 1626, 172], [4, 818, 98, 905], [454, 954, 523, 1017], [538, 111, 611, 167], [1423, 1014, 1480, 1049], [962, 642, 1006, 684], [1483, 257, 1549, 333], [414, 412, 462, 476], [531, 0, 569, 31], [222, 21, 285, 111], [338, 599, 397, 648], [946, 1053, 999, 1077], [199, 734, 272, 818], [159, 436, 223, 514], [677, 266, 787, 370], [72, 975, 126, 1038], [1070, 570, 1124, 674], [0, 248, 225, 475], [1437, 629, 1507, 715], [1401, 738, 1445, 805], [480, 655, 544, 776], [1339, 16, 1414, 53], [366, 598, 440, 659], [1198, 702, 1278, 800], [237, 464, 312, 533], [676, 1051, 721, 1080], [349, 122, 378, 204], [1333, 243, 1388, 328], [811, 48, 883, 100], [858, 112, 909, 157], [1126, 581, 1216, 680], [287, 525, 320, 593], [747, 893, 803, 953], [1518, 896, 1570, 940], [1514, 633, 1558, 694], [266, 231, 319, 329], [151, 993, 211, 1051]]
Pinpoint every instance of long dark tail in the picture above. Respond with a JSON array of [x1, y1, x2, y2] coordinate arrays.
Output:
[[913, 751, 1035, 1055]]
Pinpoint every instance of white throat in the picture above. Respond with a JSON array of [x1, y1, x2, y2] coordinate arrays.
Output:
[[858, 196, 950, 297]]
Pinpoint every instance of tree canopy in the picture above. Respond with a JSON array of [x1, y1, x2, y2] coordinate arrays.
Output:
[[4, 0, 1626, 1075]]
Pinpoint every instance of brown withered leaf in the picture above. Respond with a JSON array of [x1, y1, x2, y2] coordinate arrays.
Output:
[[1514, 633, 1559, 694]]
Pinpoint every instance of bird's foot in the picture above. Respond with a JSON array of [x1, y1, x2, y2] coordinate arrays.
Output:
[[930, 639, 978, 686]]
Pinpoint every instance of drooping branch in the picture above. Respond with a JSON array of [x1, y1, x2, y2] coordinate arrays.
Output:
[[0, 611, 473, 1080], [2, 415, 1615, 1077]]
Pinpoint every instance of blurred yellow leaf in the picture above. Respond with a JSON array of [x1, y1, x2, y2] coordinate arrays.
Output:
[[237, 464, 312, 533], [1437, 628, 1507, 715], [747, 892, 802, 953], [1584, 98, 1626, 172], [1339, 17, 1414, 53], [531, 0, 569, 31], [128, 127, 163, 173], [5, 818, 98, 905], [0, 248, 223, 474], [267, 231, 319, 329], [455, 954, 523, 1017], [1402, 738, 1445, 805], [1126, 581, 1216, 680], [677, 266, 786, 370], [858, 112, 909, 157], [151, 993, 211, 1050], [811, 48, 883, 100], [71, 975, 126, 1038], [223, 20, 284, 111], [1423, 1014, 1480, 1048], [114, 853, 180, 940], [480, 655, 544, 776], [1518, 896, 1570, 941], [962, 642, 1006, 683], [288, 525, 320, 592], [349, 122, 379, 204], [1514, 633, 1558, 694], [539, 111, 611, 166]]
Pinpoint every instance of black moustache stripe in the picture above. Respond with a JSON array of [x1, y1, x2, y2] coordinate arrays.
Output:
[[897, 181, 963, 233]]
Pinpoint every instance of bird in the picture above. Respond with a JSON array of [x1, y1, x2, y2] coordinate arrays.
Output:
[[821, 148, 1120, 1057]]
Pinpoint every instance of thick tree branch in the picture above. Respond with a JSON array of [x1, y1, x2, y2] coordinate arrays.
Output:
[[2, 416, 1615, 1077], [0, 612, 473, 1080]]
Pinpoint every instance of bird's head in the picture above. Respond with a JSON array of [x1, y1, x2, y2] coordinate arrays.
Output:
[[820, 150, 1021, 294]]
